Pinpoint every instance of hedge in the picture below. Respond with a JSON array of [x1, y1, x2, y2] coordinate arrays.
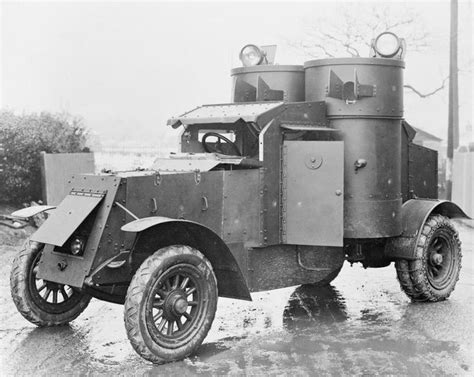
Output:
[[0, 111, 89, 204]]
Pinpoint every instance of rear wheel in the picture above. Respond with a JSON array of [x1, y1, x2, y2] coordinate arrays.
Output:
[[395, 215, 462, 302], [10, 240, 91, 326], [124, 245, 218, 363]]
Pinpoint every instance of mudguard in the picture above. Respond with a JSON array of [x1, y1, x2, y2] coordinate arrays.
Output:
[[385, 199, 470, 260], [121, 216, 187, 232], [11, 205, 56, 218], [123, 216, 252, 301]]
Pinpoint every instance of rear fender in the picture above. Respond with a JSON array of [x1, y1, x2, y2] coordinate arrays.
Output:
[[385, 199, 470, 260], [122, 217, 251, 301]]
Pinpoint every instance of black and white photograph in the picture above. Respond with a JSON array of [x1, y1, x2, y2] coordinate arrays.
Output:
[[0, 0, 473, 375]]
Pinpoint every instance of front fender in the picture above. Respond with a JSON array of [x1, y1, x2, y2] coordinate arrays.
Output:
[[385, 199, 470, 260], [123, 217, 252, 301], [121, 216, 195, 233], [11, 205, 56, 219]]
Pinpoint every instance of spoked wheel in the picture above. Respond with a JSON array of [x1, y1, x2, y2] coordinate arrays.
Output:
[[395, 214, 462, 302], [148, 264, 208, 343], [10, 240, 91, 326], [124, 245, 217, 363]]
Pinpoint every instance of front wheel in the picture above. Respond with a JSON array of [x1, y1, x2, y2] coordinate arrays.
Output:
[[395, 215, 462, 302], [124, 245, 218, 363], [10, 240, 91, 326]]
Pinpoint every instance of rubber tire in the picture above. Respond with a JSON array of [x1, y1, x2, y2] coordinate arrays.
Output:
[[10, 240, 92, 326], [124, 245, 218, 364], [395, 215, 462, 302]]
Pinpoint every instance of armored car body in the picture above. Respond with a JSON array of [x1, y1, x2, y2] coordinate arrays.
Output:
[[9, 32, 468, 363]]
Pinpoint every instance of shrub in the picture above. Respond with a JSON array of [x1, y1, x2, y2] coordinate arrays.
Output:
[[0, 111, 89, 204]]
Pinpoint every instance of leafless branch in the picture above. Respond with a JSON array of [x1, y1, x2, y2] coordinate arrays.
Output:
[[320, 31, 361, 56], [311, 44, 336, 58], [286, 39, 336, 58], [404, 76, 450, 98], [385, 18, 415, 31], [286, 1, 448, 101]]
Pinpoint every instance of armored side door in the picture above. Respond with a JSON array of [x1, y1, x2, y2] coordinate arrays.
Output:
[[282, 141, 344, 246]]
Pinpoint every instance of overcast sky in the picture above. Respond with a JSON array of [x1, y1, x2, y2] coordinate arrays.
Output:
[[1, 0, 472, 147]]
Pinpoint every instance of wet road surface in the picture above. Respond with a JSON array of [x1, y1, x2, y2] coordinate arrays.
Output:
[[1, 221, 473, 376]]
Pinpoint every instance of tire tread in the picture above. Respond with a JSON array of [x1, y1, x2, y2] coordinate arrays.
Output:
[[10, 240, 91, 326], [123, 245, 217, 363], [395, 215, 462, 302]]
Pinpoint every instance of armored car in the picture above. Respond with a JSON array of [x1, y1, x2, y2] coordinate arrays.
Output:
[[10, 32, 468, 363]]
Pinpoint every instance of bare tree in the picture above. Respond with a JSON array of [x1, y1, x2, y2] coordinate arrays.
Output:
[[288, 4, 429, 57], [286, 3, 447, 98]]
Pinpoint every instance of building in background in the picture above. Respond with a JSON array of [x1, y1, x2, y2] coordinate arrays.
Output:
[[413, 127, 443, 152]]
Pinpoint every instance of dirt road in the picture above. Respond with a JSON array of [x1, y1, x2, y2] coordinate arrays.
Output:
[[0, 221, 472, 376]]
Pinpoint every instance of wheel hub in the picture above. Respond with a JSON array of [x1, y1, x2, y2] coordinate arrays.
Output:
[[174, 298, 188, 315], [163, 291, 188, 319], [431, 252, 443, 266]]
